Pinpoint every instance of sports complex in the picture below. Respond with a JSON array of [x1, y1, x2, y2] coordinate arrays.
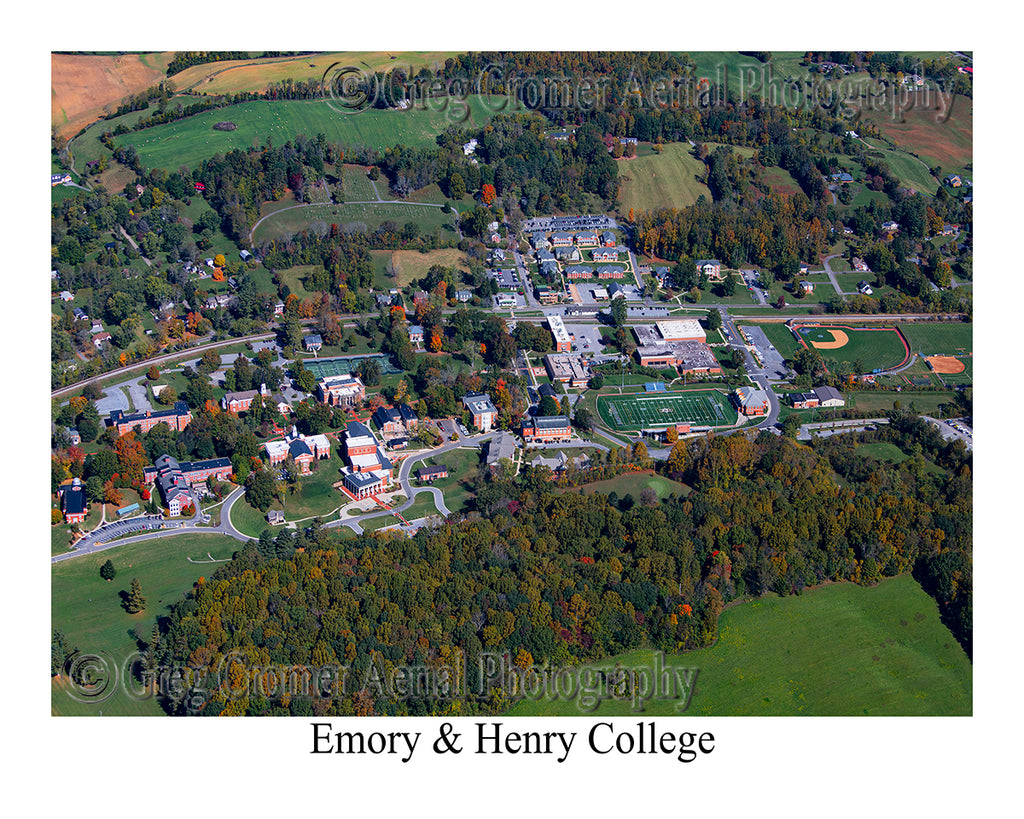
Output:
[[791, 323, 911, 373], [596, 387, 737, 432]]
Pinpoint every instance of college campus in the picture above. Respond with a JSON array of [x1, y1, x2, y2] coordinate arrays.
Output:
[[50, 49, 972, 726]]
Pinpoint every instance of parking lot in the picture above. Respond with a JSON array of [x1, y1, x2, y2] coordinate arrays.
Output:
[[564, 323, 604, 353], [740, 326, 790, 380]]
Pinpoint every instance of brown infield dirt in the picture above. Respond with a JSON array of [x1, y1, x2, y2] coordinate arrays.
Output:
[[810, 329, 850, 350], [926, 355, 966, 374]]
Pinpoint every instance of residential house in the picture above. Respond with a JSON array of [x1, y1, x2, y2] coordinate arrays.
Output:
[[600, 230, 617, 247], [303, 334, 323, 352], [408, 325, 425, 345], [455, 290, 473, 302], [550, 231, 574, 247], [92, 332, 113, 350], [554, 246, 582, 263], [575, 230, 599, 247], [944, 174, 962, 188], [565, 265, 594, 280], [799, 280, 814, 295], [857, 281, 874, 295], [59, 291, 74, 302], [592, 248, 620, 262]]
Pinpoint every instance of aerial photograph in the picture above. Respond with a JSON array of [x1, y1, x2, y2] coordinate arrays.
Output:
[[49, 49, 973, 723]]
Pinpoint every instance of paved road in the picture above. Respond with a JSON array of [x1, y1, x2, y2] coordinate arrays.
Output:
[[797, 418, 888, 441]]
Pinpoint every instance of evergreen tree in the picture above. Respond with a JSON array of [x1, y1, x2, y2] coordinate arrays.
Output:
[[125, 577, 146, 614], [100, 559, 116, 581]]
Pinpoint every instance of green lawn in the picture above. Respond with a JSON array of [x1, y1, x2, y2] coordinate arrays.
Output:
[[860, 138, 940, 194], [253, 200, 456, 244], [120, 97, 505, 171], [508, 574, 971, 716], [230, 458, 348, 537], [51, 532, 242, 716], [855, 441, 909, 463], [414, 447, 482, 514]]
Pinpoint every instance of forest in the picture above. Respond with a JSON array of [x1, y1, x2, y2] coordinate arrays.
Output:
[[147, 412, 971, 717]]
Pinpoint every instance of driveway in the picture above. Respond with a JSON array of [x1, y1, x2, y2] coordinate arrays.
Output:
[[94, 385, 130, 415]]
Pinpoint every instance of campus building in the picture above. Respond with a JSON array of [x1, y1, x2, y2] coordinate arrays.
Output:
[[734, 387, 770, 416], [317, 373, 366, 408], [59, 478, 87, 524], [522, 415, 572, 443], [547, 315, 572, 352], [790, 386, 846, 409], [263, 432, 331, 475], [339, 421, 394, 498], [544, 353, 590, 388], [463, 393, 499, 431], [109, 401, 192, 435], [221, 383, 270, 413]]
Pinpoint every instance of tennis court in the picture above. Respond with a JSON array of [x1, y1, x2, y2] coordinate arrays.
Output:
[[303, 354, 402, 379], [596, 389, 736, 431]]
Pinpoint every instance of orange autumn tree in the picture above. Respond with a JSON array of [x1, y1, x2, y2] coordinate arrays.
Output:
[[113, 430, 148, 487], [429, 330, 443, 353], [481, 184, 496, 206]]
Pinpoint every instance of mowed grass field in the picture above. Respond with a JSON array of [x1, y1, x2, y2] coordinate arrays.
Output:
[[859, 137, 940, 194], [508, 574, 971, 717], [847, 389, 957, 416], [171, 51, 464, 95], [597, 389, 736, 431], [740, 322, 803, 359], [795, 324, 910, 372], [616, 142, 712, 214], [900, 322, 973, 356], [252, 200, 456, 243], [389, 248, 470, 287], [51, 532, 241, 715], [121, 97, 503, 171]]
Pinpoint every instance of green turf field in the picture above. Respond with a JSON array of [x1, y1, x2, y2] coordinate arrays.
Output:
[[120, 97, 504, 171], [740, 323, 802, 358], [795, 324, 910, 372], [597, 389, 736, 431], [507, 573, 971, 716]]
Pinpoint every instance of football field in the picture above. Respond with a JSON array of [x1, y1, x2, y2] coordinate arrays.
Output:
[[597, 389, 736, 431]]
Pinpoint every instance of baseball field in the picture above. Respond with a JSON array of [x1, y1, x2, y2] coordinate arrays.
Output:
[[794, 324, 911, 373]]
